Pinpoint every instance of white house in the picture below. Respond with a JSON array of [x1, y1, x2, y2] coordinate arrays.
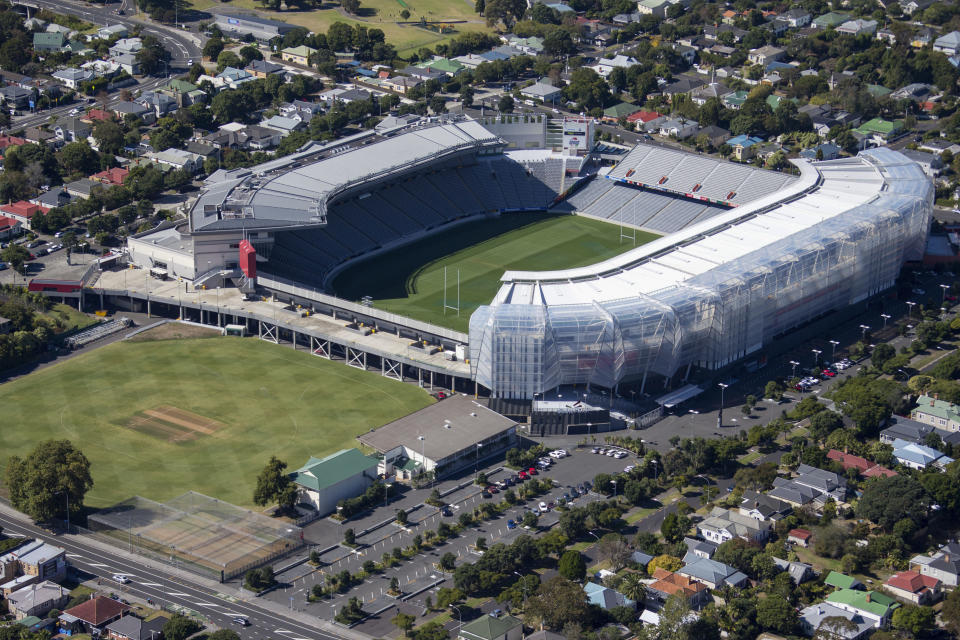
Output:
[[291, 448, 380, 516], [658, 118, 698, 139], [52, 68, 95, 90], [836, 19, 877, 36], [594, 54, 638, 78], [910, 543, 960, 587], [97, 23, 128, 40], [934, 31, 960, 56], [145, 148, 203, 174], [697, 507, 771, 544]]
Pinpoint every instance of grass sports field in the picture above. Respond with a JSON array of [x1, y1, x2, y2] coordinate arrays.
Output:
[[332, 213, 660, 333], [191, 0, 488, 56], [0, 336, 432, 508]]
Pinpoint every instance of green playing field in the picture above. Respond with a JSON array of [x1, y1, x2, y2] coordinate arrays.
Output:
[[0, 336, 432, 508], [332, 213, 660, 333]]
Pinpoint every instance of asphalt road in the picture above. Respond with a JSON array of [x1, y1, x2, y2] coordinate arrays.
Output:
[[0, 509, 354, 640]]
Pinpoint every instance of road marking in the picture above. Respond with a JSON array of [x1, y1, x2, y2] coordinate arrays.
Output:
[[89, 563, 111, 568], [192, 602, 221, 607], [141, 582, 164, 586], [166, 592, 192, 596]]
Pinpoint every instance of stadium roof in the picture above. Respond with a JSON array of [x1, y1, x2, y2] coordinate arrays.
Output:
[[189, 121, 500, 233], [493, 148, 924, 307]]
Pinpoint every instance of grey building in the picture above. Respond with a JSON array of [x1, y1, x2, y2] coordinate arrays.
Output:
[[211, 11, 297, 41], [881, 415, 960, 447]]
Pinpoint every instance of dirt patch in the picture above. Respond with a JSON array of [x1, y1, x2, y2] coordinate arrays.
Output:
[[128, 322, 222, 342], [124, 405, 225, 443]]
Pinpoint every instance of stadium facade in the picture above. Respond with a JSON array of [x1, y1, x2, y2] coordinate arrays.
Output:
[[469, 147, 932, 399]]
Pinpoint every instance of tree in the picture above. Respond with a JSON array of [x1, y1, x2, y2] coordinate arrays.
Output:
[[660, 511, 690, 543], [942, 587, 960, 636], [756, 597, 797, 634], [558, 550, 586, 581], [93, 120, 124, 155], [162, 615, 201, 640], [599, 534, 631, 571], [342, 0, 361, 14], [564, 67, 611, 110], [136, 35, 171, 76], [396, 509, 408, 525], [857, 475, 929, 530], [252, 456, 292, 507], [498, 95, 514, 113], [619, 572, 645, 603], [647, 555, 682, 573], [1, 245, 30, 275], [483, 0, 525, 28], [344, 528, 356, 545], [208, 631, 240, 640], [203, 38, 224, 60], [764, 380, 784, 401], [525, 577, 590, 630], [58, 142, 100, 176], [871, 343, 895, 370], [239, 45, 263, 65], [5, 440, 93, 524], [392, 613, 416, 637], [891, 604, 934, 636], [216, 50, 242, 72], [558, 509, 587, 539], [440, 552, 456, 571]]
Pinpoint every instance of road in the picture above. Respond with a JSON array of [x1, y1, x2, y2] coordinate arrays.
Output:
[[0, 508, 356, 640]]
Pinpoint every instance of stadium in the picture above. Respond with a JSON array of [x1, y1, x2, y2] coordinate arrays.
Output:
[[121, 116, 933, 403]]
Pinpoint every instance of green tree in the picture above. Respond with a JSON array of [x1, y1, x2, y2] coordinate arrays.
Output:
[[756, 596, 797, 634], [92, 120, 124, 155], [5, 440, 93, 524], [162, 615, 201, 640], [344, 528, 356, 545], [207, 631, 240, 640], [871, 343, 895, 370], [891, 604, 935, 636], [252, 456, 292, 507], [557, 550, 586, 581], [203, 38, 224, 60], [392, 612, 416, 637], [58, 142, 100, 176], [942, 587, 960, 635], [619, 572, 646, 603], [498, 95, 515, 113], [525, 577, 590, 630], [856, 475, 929, 530], [660, 511, 690, 543], [1, 245, 31, 274]]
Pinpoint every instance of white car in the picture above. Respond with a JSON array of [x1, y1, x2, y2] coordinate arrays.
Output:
[[606, 450, 617, 456], [624, 465, 635, 473], [112, 574, 130, 584], [614, 452, 627, 459], [548, 450, 563, 459], [69, 108, 80, 116], [591, 447, 600, 454], [538, 501, 548, 512]]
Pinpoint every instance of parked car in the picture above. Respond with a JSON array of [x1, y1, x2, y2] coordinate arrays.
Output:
[[486, 485, 499, 494], [506, 519, 516, 529], [440, 506, 453, 517], [518, 471, 528, 480], [527, 467, 538, 475], [912, 288, 926, 295], [539, 501, 548, 512], [591, 447, 600, 454]]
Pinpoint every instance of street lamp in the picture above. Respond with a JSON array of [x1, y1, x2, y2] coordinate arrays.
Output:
[[906, 301, 916, 318], [811, 349, 822, 369], [880, 313, 891, 329], [941, 283, 950, 305], [789, 360, 799, 379], [859, 324, 870, 341], [717, 382, 728, 428], [475, 442, 482, 475], [611, 479, 617, 499], [450, 604, 462, 636], [828, 340, 839, 361], [417, 435, 425, 477], [512, 571, 528, 607]]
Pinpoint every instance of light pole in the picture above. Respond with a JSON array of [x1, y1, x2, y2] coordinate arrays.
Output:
[[717, 382, 728, 428], [880, 313, 891, 329], [789, 360, 799, 380], [450, 604, 462, 636], [611, 479, 617, 499], [475, 442, 482, 475], [811, 349, 822, 369], [906, 301, 916, 318], [941, 283, 950, 305], [512, 571, 528, 607], [384, 483, 391, 509], [418, 435, 425, 478], [859, 324, 870, 342], [828, 340, 839, 361]]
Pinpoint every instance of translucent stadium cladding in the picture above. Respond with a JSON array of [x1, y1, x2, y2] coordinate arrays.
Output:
[[189, 121, 501, 233], [469, 148, 933, 399]]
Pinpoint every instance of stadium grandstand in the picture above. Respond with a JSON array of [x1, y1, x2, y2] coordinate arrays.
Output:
[[470, 147, 932, 399]]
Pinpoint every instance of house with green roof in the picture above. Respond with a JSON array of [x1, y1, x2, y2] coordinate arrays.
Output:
[[291, 448, 379, 515], [280, 45, 317, 66], [825, 589, 900, 628], [866, 84, 892, 99], [911, 394, 960, 431], [812, 11, 851, 28], [458, 613, 523, 640], [723, 90, 749, 110], [33, 32, 67, 52], [854, 117, 902, 141], [162, 79, 206, 107], [602, 102, 641, 122], [416, 57, 464, 76], [825, 571, 864, 590]]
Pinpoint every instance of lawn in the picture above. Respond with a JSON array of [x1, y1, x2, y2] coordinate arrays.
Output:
[[190, 0, 488, 55], [0, 336, 432, 508], [332, 213, 658, 332], [623, 506, 657, 524], [42, 303, 99, 333], [737, 451, 762, 464]]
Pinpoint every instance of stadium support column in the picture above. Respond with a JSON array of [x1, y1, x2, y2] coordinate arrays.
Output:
[[292, 330, 297, 350]]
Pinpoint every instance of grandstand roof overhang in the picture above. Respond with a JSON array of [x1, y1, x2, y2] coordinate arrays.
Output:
[[495, 148, 927, 307], [188, 121, 503, 234]]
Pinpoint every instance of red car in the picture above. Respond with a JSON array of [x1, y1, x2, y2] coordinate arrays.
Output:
[[527, 467, 538, 475], [518, 471, 528, 480], [486, 485, 499, 494]]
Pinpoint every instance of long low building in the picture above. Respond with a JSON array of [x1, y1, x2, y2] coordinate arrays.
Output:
[[469, 148, 932, 398]]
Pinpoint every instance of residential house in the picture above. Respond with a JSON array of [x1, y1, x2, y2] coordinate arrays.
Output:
[[799, 143, 840, 160], [739, 491, 792, 521], [106, 615, 166, 640], [883, 571, 941, 605], [781, 8, 811, 27], [708, 44, 736, 58], [788, 528, 812, 547], [919, 139, 960, 155], [0, 86, 34, 110], [727, 134, 764, 161], [690, 81, 732, 105], [500, 35, 544, 55], [136, 91, 177, 118], [900, 0, 934, 14], [451, 53, 490, 69], [0, 134, 26, 154], [836, 19, 877, 36], [215, 67, 255, 90], [773, 557, 814, 584], [627, 110, 667, 131], [660, 75, 705, 97], [246, 60, 285, 79], [83, 109, 114, 123], [901, 149, 943, 178], [184, 141, 218, 160], [876, 27, 897, 44], [281, 45, 316, 66], [162, 79, 205, 107], [673, 44, 696, 65], [682, 537, 717, 559], [723, 90, 749, 109], [631, 550, 655, 568], [0, 216, 23, 241], [521, 81, 563, 103], [881, 415, 960, 447], [31, 187, 71, 209], [65, 178, 98, 199], [934, 31, 960, 55], [33, 32, 66, 52], [748, 45, 785, 66], [594, 54, 638, 78], [911, 394, 960, 432], [52, 69, 94, 90], [0, 539, 67, 588], [768, 463, 848, 508], [825, 589, 899, 629], [891, 82, 934, 102], [697, 507, 771, 544], [612, 12, 641, 24], [0, 203, 49, 230], [54, 116, 92, 143], [912, 26, 936, 48], [113, 101, 155, 124], [646, 568, 711, 610], [910, 543, 960, 587], [96, 23, 128, 39], [260, 115, 305, 136], [679, 556, 748, 589], [799, 603, 875, 640], [583, 582, 637, 609], [826, 572, 864, 591], [812, 11, 851, 28], [281, 100, 324, 120], [59, 597, 130, 635], [109, 38, 142, 57], [658, 118, 698, 139], [602, 102, 641, 123], [6, 582, 69, 620], [637, 0, 671, 18], [416, 57, 464, 77], [91, 167, 129, 186], [383, 75, 422, 94], [890, 438, 954, 470], [145, 149, 203, 174], [23, 127, 55, 147], [110, 53, 140, 76], [703, 24, 747, 42], [457, 613, 523, 640]]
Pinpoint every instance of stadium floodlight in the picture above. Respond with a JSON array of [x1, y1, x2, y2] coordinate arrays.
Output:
[[789, 360, 800, 379], [880, 313, 891, 328], [828, 340, 839, 360], [717, 382, 728, 429]]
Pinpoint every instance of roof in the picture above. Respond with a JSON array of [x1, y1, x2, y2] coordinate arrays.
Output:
[[891, 438, 953, 466], [63, 596, 130, 626], [913, 394, 960, 423], [105, 615, 166, 640], [282, 45, 316, 58], [0, 201, 50, 218], [699, 507, 770, 538], [826, 589, 899, 618], [291, 448, 378, 492], [789, 528, 812, 540], [626, 110, 662, 123], [583, 582, 636, 609], [741, 490, 791, 518], [522, 81, 562, 98], [248, 60, 284, 74], [886, 570, 940, 593], [825, 572, 863, 590], [856, 118, 901, 135], [33, 32, 65, 47], [936, 31, 960, 48], [649, 568, 708, 597], [91, 167, 129, 185], [813, 11, 851, 26], [459, 614, 522, 640], [827, 449, 872, 472], [680, 557, 747, 586], [800, 603, 874, 639], [358, 395, 515, 461], [603, 102, 641, 119], [212, 9, 297, 31], [772, 557, 813, 583], [6, 581, 67, 609], [728, 134, 763, 148]]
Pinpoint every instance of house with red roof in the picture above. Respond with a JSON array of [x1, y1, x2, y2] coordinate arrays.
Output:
[[626, 110, 666, 130], [0, 202, 49, 229], [90, 167, 129, 186], [83, 109, 114, 123], [0, 134, 26, 154], [59, 596, 130, 635], [827, 449, 897, 478], [863, 465, 897, 478], [788, 528, 812, 547], [0, 215, 23, 240], [884, 570, 942, 604]]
